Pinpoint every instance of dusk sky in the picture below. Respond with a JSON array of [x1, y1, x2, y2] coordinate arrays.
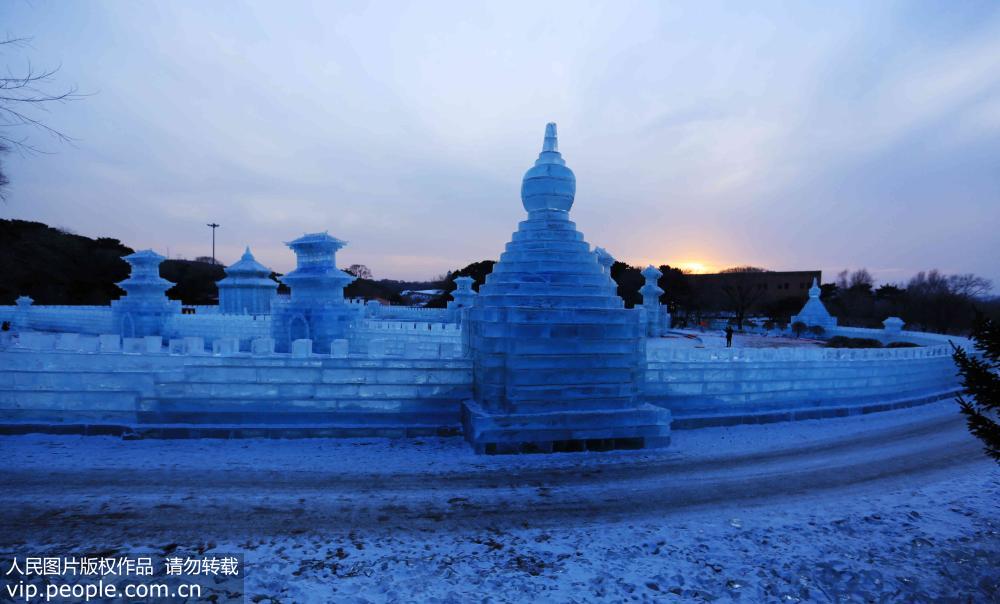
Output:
[[2, 1, 998, 286]]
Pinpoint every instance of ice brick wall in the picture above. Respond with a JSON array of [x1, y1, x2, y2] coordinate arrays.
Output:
[[0, 351, 186, 425], [348, 320, 462, 355], [0, 306, 115, 334], [645, 340, 962, 427], [143, 356, 471, 432], [0, 331, 967, 435], [369, 306, 453, 322], [0, 349, 471, 436], [163, 314, 272, 350]]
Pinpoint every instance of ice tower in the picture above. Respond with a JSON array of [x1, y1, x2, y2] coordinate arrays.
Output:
[[462, 123, 672, 454], [111, 250, 181, 338], [271, 232, 357, 352]]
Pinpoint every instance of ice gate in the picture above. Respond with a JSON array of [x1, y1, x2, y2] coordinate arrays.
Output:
[[0, 124, 969, 453]]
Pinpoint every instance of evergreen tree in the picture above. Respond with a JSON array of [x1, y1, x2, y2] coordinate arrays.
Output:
[[952, 314, 1000, 462]]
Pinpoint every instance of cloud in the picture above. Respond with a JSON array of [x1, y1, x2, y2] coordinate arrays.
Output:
[[2, 1, 998, 286]]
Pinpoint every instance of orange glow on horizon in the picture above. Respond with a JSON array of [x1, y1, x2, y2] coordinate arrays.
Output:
[[632, 257, 719, 274], [676, 261, 712, 274]]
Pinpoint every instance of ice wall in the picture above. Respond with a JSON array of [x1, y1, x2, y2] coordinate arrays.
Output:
[[0, 349, 471, 436], [645, 338, 963, 427]]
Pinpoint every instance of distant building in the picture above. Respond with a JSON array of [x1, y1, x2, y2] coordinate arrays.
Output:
[[684, 270, 822, 311]]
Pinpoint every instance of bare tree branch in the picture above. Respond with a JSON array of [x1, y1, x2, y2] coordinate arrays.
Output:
[[0, 33, 85, 200]]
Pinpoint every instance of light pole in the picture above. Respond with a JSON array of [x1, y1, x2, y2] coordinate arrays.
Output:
[[207, 223, 220, 265]]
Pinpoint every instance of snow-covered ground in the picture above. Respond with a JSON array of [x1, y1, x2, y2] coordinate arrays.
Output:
[[1, 401, 997, 602]]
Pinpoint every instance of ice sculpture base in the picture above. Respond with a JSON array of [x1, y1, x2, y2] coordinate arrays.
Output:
[[461, 399, 671, 454]]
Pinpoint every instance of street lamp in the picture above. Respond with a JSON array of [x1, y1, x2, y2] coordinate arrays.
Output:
[[207, 223, 220, 265]]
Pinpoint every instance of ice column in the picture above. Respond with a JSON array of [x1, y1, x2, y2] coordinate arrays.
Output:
[[640, 265, 665, 337], [13, 296, 33, 331]]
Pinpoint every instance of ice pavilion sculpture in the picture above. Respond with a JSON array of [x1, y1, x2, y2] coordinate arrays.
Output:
[[111, 249, 180, 337], [271, 232, 357, 352], [217, 246, 277, 315], [447, 276, 477, 313], [790, 277, 838, 330], [462, 123, 672, 454]]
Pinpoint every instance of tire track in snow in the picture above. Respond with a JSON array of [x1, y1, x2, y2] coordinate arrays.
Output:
[[0, 407, 987, 542]]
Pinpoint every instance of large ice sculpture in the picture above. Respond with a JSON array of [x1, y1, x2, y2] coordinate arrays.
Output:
[[111, 249, 180, 337], [218, 246, 277, 315], [271, 232, 358, 352], [790, 278, 838, 329], [462, 123, 672, 454]]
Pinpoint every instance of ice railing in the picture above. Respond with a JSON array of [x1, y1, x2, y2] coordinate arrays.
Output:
[[646, 343, 955, 363], [0, 331, 467, 360], [180, 305, 221, 314], [163, 313, 272, 341], [829, 325, 972, 348], [366, 305, 453, 322], [352, 319, 460, 334]]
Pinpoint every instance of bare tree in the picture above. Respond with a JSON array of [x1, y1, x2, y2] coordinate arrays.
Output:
[[948, 273, 993, 299], [0, 35, 83, 199], [848, 268, 874, 290], [836, 268, 874, 291], [905, 270, 994, 333], [716, 271, 768, 329], [719, 266, 768, 274], [346, 264, 373, 280]]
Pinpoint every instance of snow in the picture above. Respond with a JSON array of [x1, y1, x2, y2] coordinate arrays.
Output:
[[1, 401, 997, 602]]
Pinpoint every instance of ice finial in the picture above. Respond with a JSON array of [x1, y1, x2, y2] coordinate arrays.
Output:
[[542, 122, 558, 153], [242, 246, 253, 260], [809, 277, 821, 298], [521, 122, 576, 213]]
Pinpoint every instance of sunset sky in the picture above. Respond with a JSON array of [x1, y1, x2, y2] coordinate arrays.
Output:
[[2, 1, 998, 286]]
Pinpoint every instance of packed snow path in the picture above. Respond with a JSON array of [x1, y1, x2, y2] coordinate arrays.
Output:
[[1, 402, 997, 602]]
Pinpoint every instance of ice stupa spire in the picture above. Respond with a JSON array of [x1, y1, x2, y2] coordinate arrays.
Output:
[[535, 122, 566, 166], [521, 122, 576, 213], [809, 277, 820, 298], [542, 122, 559, 152]]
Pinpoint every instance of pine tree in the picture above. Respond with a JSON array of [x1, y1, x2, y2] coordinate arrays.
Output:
[[952, 314, 1000, 462]]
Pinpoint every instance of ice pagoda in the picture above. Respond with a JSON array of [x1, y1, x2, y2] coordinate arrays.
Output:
[[217, 247, 277, 315], [271, 232, 357, 352], [111, 249, 180, 337], [790, 278, 838, 329], [462, 123, 672, 453]]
